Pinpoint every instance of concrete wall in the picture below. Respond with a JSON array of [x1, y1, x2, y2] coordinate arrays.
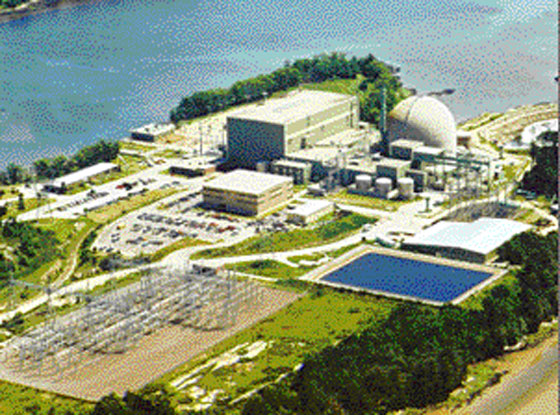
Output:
[[227, 119, 284, 169]]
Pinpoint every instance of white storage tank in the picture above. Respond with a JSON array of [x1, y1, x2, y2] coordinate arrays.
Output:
[[375, 177, 392, 197], [355, 174, 372, 191], [398, 177, 414, 200]]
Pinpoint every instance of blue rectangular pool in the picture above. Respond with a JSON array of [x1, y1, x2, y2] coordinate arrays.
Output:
[[321, 252, 493, 303]]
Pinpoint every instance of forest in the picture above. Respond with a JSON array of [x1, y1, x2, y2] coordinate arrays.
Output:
[[520, 130, 558, 198], [0, 218, 60, 286], [0, 140, 119, 185], [170, 52, 404, 127]]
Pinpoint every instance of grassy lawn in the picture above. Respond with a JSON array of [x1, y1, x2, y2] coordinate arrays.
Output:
[[85, 187, 180, 224], [150, 237, 209, 262], [87, 157, 145, 187], [3, 197, 53, 218], [225, 260, 315, 280], [119, 141, 154, 153], [0, 381, 93, 415], [327, 189, 419, 211], [159, 285, 397, 404], [151, 148, 187, 159], [0, 218, 96, 308], [302, 75, 364, 95], [192, 213, 376, 259], [0, 185, 19, 200]]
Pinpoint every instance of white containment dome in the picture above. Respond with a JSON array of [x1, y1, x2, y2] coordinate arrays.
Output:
[[387, 96, 456, 155], [397, 177, 414, 200]]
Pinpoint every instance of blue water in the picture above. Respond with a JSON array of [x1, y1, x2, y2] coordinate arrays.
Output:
[[0, 0, 557, 168], [321, 253, 492, 303]]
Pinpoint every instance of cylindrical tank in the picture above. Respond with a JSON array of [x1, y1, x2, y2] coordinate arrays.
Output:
[[375, 177, 392, 196], [398, 177, 414, 200], [355, 174, 372, 191]]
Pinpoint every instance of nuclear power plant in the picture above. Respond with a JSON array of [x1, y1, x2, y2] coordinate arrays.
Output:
[[221, 89, 494, 205]]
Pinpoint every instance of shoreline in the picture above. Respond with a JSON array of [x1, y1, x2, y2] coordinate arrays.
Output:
[[0, 0, 96, 24]]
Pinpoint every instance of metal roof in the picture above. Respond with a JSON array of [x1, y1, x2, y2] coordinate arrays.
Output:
[[404, 218, 531, 255], [290, 200, 333, 217], [204, 170, 292, 196], [227, 90, 355, 125], [51, 162, 118, 188]]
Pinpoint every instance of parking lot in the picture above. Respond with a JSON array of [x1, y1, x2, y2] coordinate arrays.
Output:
[[92, 190, 251, 257], [18, 162, 190, 221], [92, 192, 307, 258]]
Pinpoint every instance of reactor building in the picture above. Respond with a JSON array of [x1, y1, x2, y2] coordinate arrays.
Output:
[[226, 90, 360, 169], [386, 95, 457, 155], [219, 88, 492, 203]]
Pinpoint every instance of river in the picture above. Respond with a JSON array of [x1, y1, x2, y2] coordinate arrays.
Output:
[[0, 0, 557, 169]]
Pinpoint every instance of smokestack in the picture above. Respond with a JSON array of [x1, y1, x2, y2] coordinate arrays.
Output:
[[380, 85, 388, 156]]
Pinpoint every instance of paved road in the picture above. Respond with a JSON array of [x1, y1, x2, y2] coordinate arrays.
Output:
[[460, 340, 558, 415]]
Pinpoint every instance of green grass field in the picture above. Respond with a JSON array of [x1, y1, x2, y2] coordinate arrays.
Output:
[[160, 285, 397, 404], [85, 187, 179, 224], [0, 381, 93, 415], [327, 190, 419, 211], [225, 260, 315, 280], [192, 213, 376, 259], [150, 237, 209, 262]]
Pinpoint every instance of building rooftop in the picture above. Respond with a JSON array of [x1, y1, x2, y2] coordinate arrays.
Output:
[[315, 129, 366, 148], [377, 158, 412, 169], [390, 139, 424, 149], [227, 90, 355, 125], [130, 123, 174, 136], [413, 146, 444, 156], [403, 218, 531, 255], [204, 170, 292, 196], [50, 162, 118, 188], [272, 159, 310, 169], [290, 199, 333, 217], [288, 147, 343, 164]]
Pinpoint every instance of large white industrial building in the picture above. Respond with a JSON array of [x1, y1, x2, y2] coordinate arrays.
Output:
[[43, 162, 119, 194], [402, 218, 531, 263], [227, 90, 360, 169], [203, 170, 293, 216]]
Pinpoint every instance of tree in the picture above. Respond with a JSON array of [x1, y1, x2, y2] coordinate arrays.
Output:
[[6, 163, 24, 185]]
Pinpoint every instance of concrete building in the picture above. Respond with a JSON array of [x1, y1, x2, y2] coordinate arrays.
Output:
[[43, 162, 120, 194], [130, 123, 174, 142], [376, 158, 411, 184], [169, 159, 216, 177], [402, 218, 531, 263], [227, 90, 359, 168], [203, 170, 293, 216], [390, 139, 424, 160], [287, 199, 334, 225], [270, 159, 312, 185]]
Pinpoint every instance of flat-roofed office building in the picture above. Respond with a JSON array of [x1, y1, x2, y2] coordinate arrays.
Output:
[[203, 170, 293, 216], [227, 90, 359, 168]]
